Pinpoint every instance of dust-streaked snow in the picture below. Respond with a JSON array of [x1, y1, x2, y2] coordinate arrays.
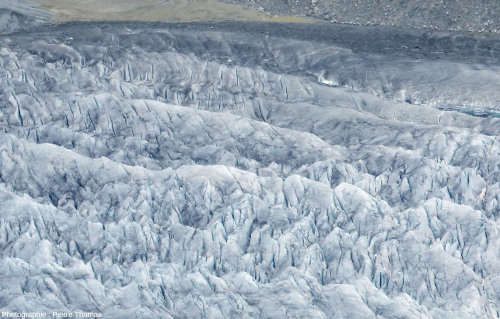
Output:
[[0, 0, 51, 34]]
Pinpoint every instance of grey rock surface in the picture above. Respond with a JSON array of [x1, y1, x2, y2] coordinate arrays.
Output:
[[220, 0, 500, 33], [1, 21, 500, 318]]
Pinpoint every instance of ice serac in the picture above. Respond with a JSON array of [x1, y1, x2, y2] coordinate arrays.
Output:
[[1, 21, 500, 318]]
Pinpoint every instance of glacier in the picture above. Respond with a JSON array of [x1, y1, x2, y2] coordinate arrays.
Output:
[[0, 0, 51, 35], [1, 20, 500, 318]]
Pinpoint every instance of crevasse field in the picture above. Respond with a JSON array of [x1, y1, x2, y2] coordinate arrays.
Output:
[[1, 2, 500, 318]]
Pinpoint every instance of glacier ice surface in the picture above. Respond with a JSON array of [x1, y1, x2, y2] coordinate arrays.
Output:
[[1, 20, 500, 318]]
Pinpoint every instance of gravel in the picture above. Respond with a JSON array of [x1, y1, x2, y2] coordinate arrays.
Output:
[[219, 0, 500, 33]]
